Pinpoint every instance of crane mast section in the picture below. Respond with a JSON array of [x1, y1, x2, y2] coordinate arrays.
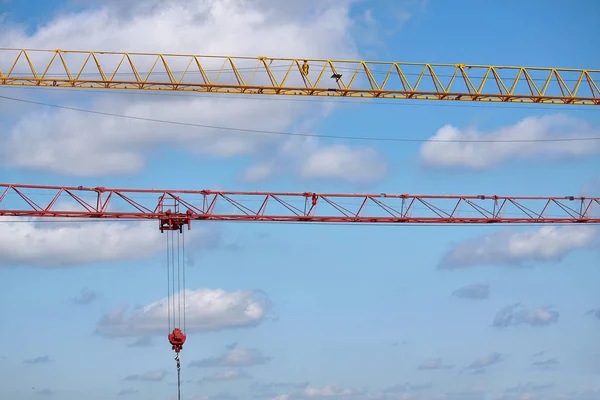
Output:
[[1, 184, 598, 225], [0, 49, 598, 105]]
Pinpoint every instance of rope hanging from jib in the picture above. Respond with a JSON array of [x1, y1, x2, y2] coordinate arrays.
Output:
[[165, 227, 187, 400]]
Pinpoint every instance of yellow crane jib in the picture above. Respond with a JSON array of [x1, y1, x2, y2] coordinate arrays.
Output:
[[0, 48, 598, 105]]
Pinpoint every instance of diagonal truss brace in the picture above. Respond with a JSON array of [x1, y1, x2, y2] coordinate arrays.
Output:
[[0, 48, 598, 105], [0, 184, 598, 229]]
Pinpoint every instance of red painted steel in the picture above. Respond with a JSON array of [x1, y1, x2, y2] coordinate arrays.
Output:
[[0, 184, 598, 227], [168, 328, 186, 353]]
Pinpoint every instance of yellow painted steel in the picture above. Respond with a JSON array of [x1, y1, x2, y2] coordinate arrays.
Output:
[[0, 48, 598, 105]]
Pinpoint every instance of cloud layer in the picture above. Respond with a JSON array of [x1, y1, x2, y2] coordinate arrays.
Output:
[[439, 226, 597, 269], [199, 369, 251, 382], [452, 284, 490, 300], [417, 358, 453, 370], [242, 138, 387, 184], [190, 347, 271, 368], [123, 369, 167, 382], [0, 0, 386, 182], [72, 289, 98, 305], [493, 304, 559, 328], [420, 114, 600, 169], [0, 218, 220, 267], [95, 288, 270, 337]]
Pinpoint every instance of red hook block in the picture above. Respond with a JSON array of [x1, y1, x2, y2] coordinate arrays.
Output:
[[168, 328, 187, 353]]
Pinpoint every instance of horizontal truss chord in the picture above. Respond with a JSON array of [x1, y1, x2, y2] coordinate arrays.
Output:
[[0, 49, 598, 105], [1, 184, 598, 228]]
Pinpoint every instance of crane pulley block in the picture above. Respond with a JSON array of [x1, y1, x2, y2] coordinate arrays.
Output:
[[168, 328, 187, 353]]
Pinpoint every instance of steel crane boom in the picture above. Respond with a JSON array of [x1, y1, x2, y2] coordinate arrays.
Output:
[[1, 184, 598, 227], [0, 48, 598, 105]]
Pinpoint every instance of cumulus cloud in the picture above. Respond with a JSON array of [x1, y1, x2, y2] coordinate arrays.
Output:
[[0, 218, 221, 268], [269, 384, 365, 400], [419, 114, 600, 169], [267, 382, 431, 400], [467, 368, 486, 376], [452, 284, 490, 300], [466, 352, 503, 370], [71, 289, 98, 305], [190, 347, 271, 368], [242, 136, 387, 184], [24, 356, 51, 364], [304, 384, 361, 398], [117, 389, 138, 396], [555, 390, 600, 400], [382, 382, 432, 399], [299, 144, 386, 183], [126, 336, 154, 348], [252, 381, 309, 398], [95, 288, 270, 338], [504, 382, 554, 394], [532, 358, 560, 370], [417, 358, 453, 370], [492, 304, 559, 328], [123, 369, 167, 382], [439, 226, 597, 269], [0, 0, 387, 182], [199, 369, 251, 383], [36, 389, 54, 397], [586, 308, 600, 320]]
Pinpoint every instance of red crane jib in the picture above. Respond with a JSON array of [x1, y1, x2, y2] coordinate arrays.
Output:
[[168, 328, 186, 353], [1, 184, 599, 224]]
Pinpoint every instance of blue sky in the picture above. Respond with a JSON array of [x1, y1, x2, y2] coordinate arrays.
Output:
[[0, 1, 599, 399]]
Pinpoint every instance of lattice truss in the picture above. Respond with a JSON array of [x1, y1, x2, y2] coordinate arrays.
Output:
[[0, 48, 598, 104], [1, 185, 598, 226]]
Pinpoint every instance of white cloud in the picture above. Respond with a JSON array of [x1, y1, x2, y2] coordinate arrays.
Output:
[[0, 0, 387, 181], [299, 144, 387, 182], [190, 347, 271, 368], [124, 369, 167, 382], [502, 382, 554, 396], [268, 384, 364, 400], [199, 368, 251, 382], [452, 284, 490, 300], [439, 226, 598, 269], [117, 389, 138, 396], [417, 358, 453, 370], [96, 288, 270, 337], [419, 114, 600, 169], [304, 384, 358, 397], [242, 161, 278, 182], [492, 304, 559, 328], [466, 352, 503, 370], [266, 381, 438, 400], [0, 218, 221, 267], [242, 136, 387, 183], [127, 336, 154, 348], [71, 288, 98, 305]]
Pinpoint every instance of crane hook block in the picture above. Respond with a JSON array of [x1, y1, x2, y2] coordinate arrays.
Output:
[[168, 328, 187, 353]]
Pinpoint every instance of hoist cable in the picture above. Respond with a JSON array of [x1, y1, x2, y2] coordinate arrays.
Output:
[[176, 354, 182, 400], [166, 231, 171, 333], [166, 228, 187, 400], [177, 231, 181, 329], [171, 230, 176, 330], [182, 229, 186, 333]]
